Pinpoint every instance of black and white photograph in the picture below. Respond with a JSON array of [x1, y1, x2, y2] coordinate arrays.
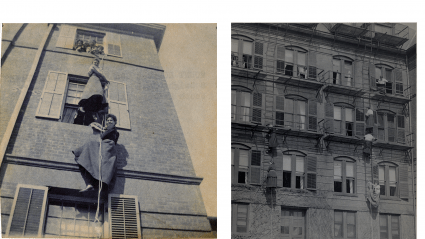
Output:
[[231, 23, 416, 239]]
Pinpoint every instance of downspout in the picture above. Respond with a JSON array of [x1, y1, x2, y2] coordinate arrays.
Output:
[[405, 52, 416, 238], [0, 23, 55, 166]]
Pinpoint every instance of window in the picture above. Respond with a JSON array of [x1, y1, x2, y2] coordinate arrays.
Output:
[[36, 71, 131, 129], [231, 145, 261, 185], [333, 105, 354, 136], [56, 25, 122, 57], [380, 214, 400, 239], [44, 200, 104, 238], [231, 87, 262, 124], [334, 158, 356, 194], [379, 163, 398, 197], [281, 208, 305, 238], [276, 47, 307, 79], [334, 211, 356, 239], [375, 65, 394, 95], [277, 152, 317, 190], [5, 185, 141, 239], [231, 36, 253, 69], [283, 96, 306, 130], [373, 111, 404, 143], [332, 56, 353, 86], [231, 203, 249, 233]]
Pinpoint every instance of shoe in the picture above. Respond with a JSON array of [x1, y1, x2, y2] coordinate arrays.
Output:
[[79, 185, 94, 192]]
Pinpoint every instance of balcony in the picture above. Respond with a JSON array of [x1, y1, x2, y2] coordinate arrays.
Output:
[[321, 71, 366, 97], [231, 54, 267, 80], [274, 61, 324, 90]]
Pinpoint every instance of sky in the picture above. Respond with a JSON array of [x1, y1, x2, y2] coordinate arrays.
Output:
[[158, 24, 217, 217]]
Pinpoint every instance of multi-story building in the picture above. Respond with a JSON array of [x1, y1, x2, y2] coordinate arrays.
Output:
[[1, 23, 212, 238], [231, 23, 416, 239]]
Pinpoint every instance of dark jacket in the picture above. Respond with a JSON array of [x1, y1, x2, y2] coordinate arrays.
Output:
[[101, 127, 119, 144]]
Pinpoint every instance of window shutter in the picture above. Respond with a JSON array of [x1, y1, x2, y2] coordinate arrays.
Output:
[[277, 46, 285, 60], [105, 32, 122, 57], [276, 96, 285, 126], [308, 100, 317, 131], [109, 194, 141, 239], [107, 80, 131, 129], [254, 56, 263, 69], [372, 163, 379, 183], [35, 71, 68, 119], [306, 156, 317, 190], [355, 108, 365, 136], [399, 164, 409, 199], [369, 63, 376, 90], [308, 51, 317, 79], [275, 156, 283, 187], [324, 103, 334, 133], [252, 93, 262, 123], [397, 115, 405, 144], [6, 185, 48, 238], [250, 150, 262, 185], [56, 25, 77, 49], [395, 68, 402, 82], [255, 42, 263, 55]]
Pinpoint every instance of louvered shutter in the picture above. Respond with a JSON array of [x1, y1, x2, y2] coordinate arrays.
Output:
[[306, 156, 317, 190], [324, 103, 334, 133], [254, 56, 263, 69], [277, 46, 285, 60], [308, 51, 317, 79], [254, 42, 263, 55], [308, 100, 317, 131], [397, 115, 405, 144], [6, 185, 48, 238], [275, 155, 283, 187], [355, 108, 365, 136], [399, 164, 409, 199], [250, 150, 262, 185], [109, 194, 141, 239], [369, 63, 376, 90], [107, 80, 131, 129], [105, 32, 122, 57], [35, 71, 68, 119], [372, 163, 379, 183], [252, 93, 262, 123], [56, 25, 77, 49], [275, 96, 285, 126]]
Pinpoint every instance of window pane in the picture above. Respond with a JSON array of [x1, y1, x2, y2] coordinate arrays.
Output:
[[346, 162, 354, 177], [297, 52, 306, 66], [347, 179, 354, 194], [389, 167, 397, 196], [379, 166, 385, 181], [377, 113, 384, 126], [376, 67, 382, 79], [285, 99, 294, 113], [231, 39, 239, 52], [334, 161, 342, 179], [236, 204, 248, 232], [388, 115, 395, 128], [334, 211, 343, 237], [389, 167, 396, 182], [239, 150, 249, 169], [347, 212, 356, 238], [298, 101, 306, 115], [240, 92, 251, 107], [238, 172, 247, 184], [345, 108, 353, 122], [380, 215, 388, 239], [385, 69, 392, 81], [333, 59, 340, 72], [334, 181, 342, 192], [296, 176, 304, 189], [391, 216, 400, 239], [283, 155, 292, 171], [296, 156, 304, 173], [285, 50, 294, 62], [283, 171, 291, 187], [334, 107, 342, 120], [242, 41, 252, 55]]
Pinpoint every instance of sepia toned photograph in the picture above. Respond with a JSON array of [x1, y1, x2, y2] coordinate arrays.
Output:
[[1, 23, 217, 238], [231, 23, 416, 238]]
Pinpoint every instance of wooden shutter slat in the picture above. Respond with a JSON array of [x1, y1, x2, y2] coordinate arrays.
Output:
[[325, 103, 334, 133], [6, 185, 48, 238], [105, 32, 122, 57], [36, 71, 68, 119], [109, 195, 141, 239], [369, 63, 376, 89], [253, 93, 262, 107], [255, 42, 263, 55], [308, 51, 317, 79], [399, 164, 409, 199], [250, 150, 261, 185], [308, 101, 317, 131], [108, 80, 130, 129], [56, 25, 77, 49]]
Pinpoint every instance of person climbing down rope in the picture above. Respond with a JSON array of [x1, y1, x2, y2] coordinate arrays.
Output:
[[74, 57, 109, 126], [73, 114, 119, 192]]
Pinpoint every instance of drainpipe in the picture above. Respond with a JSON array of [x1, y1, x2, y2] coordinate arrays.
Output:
[[0, 23, 55, 166]]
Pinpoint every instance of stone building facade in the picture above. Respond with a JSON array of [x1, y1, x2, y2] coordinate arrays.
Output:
[[231, 23, 416, 239], [1, 23, 212, 238]]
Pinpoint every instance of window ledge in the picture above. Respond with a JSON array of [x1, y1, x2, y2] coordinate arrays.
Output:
[[231, 121, 261, 127], [333, 192, 358, 197], [279, 187, 314, 194], [380, 196, 402, 201]]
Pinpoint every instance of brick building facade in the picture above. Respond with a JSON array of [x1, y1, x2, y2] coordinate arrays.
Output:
[[1, 23, 212, 238], [231, 23, 416, 239]]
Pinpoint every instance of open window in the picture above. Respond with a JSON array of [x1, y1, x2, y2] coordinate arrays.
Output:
[[56, 25, 122, 57], [231, 86, 263, 124], [373, 110, 405, 143], [231, 144, 261, 185], [231, 35, 254, 69], [276, 151, 317, 190], [334, 157, 356, 194], [36, 71, 131, 129], [332, 56, 354, 87], [276, 46, 307, 79]]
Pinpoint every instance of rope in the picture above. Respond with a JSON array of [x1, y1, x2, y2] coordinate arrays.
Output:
[[93, 118, 105, 239]]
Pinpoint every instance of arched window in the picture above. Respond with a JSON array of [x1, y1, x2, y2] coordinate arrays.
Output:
[[373, 109, 405, 143], [375, 64, 394, 95], [334, 157, 356, 194], [378, 162, 398, 197], [231, 86, 263, 124], [231, 35, 254, 69], [275, 95, 307, 130], [332, 55, 354, 87], [231, 144, 261, 185], [276, 150, 317, 190], [276, 46, 308, 78], [333, 103, 355, 136]]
